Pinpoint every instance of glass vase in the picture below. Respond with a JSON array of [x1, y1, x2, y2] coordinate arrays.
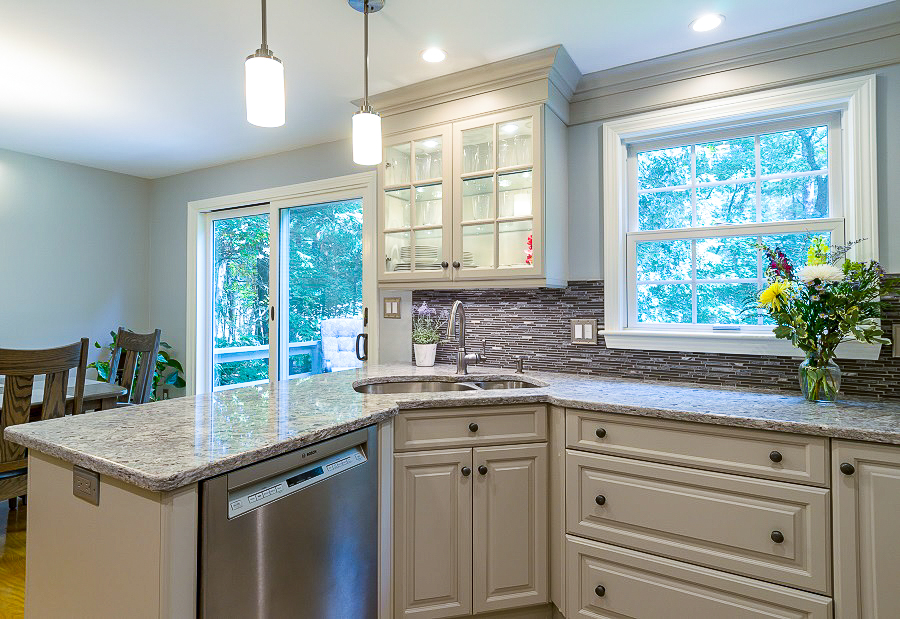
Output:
[[799, 354, 841, 402]]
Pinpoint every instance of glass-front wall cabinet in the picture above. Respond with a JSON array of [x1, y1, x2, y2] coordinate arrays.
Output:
[[378, 106, 542, 284], [380, 125, 453, 282]]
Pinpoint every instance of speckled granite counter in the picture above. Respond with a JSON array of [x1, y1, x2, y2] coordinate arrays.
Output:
[[6, 363, 900, 491]]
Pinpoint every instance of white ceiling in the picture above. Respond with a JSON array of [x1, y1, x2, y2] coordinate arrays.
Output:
[[0, 0, 890, 178]]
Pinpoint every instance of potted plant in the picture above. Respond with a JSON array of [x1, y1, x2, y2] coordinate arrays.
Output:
[[412, 303, 447, 367], [755, 236, 897, 402]]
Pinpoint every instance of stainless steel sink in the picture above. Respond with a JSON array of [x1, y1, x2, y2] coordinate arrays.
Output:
[[353, 381, 478, 394], [353, 378, 541, 394]]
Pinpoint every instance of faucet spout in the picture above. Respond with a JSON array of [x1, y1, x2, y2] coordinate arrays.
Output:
[[446, 300, 479, 374]]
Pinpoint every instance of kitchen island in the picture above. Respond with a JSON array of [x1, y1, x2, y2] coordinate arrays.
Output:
[[6, 364, 900, 618]]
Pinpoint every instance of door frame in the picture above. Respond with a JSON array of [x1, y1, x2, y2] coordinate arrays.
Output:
[[186, 172, 378, 395]]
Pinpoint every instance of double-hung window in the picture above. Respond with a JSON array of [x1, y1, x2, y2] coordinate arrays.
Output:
[[602, 75, 879, 358]]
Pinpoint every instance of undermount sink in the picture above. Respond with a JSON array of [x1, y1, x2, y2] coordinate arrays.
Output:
[[353, 378, 541, 394]]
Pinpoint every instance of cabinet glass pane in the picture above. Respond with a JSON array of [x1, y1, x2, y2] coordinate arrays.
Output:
[[414, 184, 442, 227], [414, 137, 443, 182], [384, 231, 411, 273], [498, 170, 532, 218], [462, 125, 493, 174], [384, 188, 410, 229], [498, 118, 533, 168], [411, 228, 443, 272], [498, 220, 533, 267], [462, 224, 494, 269], [385, 143, 410, 186], [462, 176, 494, 222]]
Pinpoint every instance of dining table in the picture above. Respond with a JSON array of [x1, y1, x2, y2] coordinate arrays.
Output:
[[0, 376, 127, 416]]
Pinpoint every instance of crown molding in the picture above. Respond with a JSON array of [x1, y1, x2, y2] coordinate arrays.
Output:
[[571, 1, 900, 124], [352, 45, 581, 122]]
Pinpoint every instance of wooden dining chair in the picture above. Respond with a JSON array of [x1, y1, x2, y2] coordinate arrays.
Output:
[[0, 338, 88, 508], [108, 328, 161, 405]]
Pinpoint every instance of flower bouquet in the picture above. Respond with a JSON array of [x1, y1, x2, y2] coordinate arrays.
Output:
[[412, 302, 448, 367], [756, 236, 897, 402]]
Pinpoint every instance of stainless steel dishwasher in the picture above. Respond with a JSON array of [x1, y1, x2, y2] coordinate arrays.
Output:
[[200, 426, 377, 618]]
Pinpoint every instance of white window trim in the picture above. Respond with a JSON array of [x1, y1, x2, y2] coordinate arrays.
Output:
[[601, 74, 879, 359], [185, 172, 378, 395]]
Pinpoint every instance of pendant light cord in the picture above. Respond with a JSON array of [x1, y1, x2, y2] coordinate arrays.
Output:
[[363, 2, 369, 107], [260, 0, 269, 53]]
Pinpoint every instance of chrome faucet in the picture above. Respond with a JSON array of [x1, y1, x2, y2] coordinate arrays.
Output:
[[446, 300, 483, 375]]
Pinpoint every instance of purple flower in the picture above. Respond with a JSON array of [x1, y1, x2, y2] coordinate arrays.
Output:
[[416, 302, 436, 316]]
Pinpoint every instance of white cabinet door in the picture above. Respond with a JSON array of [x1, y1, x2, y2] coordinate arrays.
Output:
[[394, 448, 472, 618], [833, 440, 900, 619], [473, 443, 548, 614]]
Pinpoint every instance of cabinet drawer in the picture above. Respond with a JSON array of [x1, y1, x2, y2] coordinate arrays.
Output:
[[394, 405, 547, 451], [566, 536, 832, 619], [566, 409, 829, 486], [567, 450, 831, 593]]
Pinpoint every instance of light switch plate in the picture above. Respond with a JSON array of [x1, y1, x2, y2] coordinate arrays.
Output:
[[571, 319, 598, 345], [383, 297, 401, 319], [893, 324, 900, 358], [73, 466, 99, 505]]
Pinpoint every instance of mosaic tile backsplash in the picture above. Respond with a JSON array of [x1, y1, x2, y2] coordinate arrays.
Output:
[[413, 279, 900, 400]]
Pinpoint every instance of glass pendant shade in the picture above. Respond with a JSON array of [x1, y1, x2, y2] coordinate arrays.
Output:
[[352, 109, 382, 165], [245, 54, 285, 127]]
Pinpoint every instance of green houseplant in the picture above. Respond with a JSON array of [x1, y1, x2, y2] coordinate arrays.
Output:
[[89, 330, 186, 401]]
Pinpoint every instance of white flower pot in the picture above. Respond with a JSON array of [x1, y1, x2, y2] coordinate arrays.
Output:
[[414, 343, 437, 367]]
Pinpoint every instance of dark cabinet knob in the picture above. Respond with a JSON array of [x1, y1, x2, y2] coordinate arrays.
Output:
[[461, 467, 471, 477], [771, 530, 785, 544], [840, 462, 856, 475], [594, 584, 606, 598], [595, 428, 607, 439], [468, 422, 479, 432], [441, 261, 449, 268], [478, 465, 488, 475], [452, 260, 461, 268], [769, 450, 783, 463], [595, 494, 606, 506]]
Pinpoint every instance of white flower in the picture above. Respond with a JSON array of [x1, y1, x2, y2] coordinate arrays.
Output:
[[798, 264, 844, 283]]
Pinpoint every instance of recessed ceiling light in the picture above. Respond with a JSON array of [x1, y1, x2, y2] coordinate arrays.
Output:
[[422, 139, 439, 148], [690, 13, 724, 32], [421, 47, 447, 63], [500, 123, 519, 135]]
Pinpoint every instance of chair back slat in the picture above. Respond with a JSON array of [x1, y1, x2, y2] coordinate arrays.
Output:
[[0, 337, 88, 467], [40, 371, 69, 420], [108, 328, 162, 405]]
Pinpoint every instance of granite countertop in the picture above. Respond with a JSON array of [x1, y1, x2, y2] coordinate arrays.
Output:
[[6, 363, 900, 492]]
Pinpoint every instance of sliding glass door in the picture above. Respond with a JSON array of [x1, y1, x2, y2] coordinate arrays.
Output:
[[206, 197, 369, 392]]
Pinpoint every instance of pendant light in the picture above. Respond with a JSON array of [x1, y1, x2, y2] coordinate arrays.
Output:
[[245, 0, 285, 127], [350, 0, 384, 165]]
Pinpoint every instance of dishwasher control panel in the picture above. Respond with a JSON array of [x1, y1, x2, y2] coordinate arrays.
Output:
[[227, 445, 366, 519]]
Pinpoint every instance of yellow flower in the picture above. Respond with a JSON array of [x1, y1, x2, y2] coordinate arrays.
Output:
[[759, 281, 791, 311], [806, 236, 829, 266]]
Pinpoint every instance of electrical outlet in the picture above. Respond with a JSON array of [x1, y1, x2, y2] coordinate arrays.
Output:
[[162, 388, 170, 400], [571, 319, 598, 345], [383, 297, 401, 319], [73, 466, 100, 505]]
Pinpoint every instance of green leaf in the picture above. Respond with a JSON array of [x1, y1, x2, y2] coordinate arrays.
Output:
[[166, 359, 185, 373], [160, 341, 172, 349]]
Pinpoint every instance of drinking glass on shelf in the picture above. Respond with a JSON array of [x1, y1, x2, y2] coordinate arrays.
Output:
[[499, 138, 514, 168], [475, 143, 491, 171], [429, 153, 442, 179], [415, 154, 431, 180], [473, 194, 490, 220], [463, 145, 477, 174], [514, 135, 531, 167]]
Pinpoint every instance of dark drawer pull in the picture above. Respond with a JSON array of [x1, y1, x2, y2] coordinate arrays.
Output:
[[595, 427, 607, 439], [594, 584, 605, 597], [771, 530, 785, 544], [468, 422, 479, 432], [478, 465, 488, 475], [461, 467, 471, 477], [769, 450, 783, 463], [840, 462, 855, 475], [595, 494, 606, 506]]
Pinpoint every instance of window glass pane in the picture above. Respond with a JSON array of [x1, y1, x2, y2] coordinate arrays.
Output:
[[696, 183, 755, 226], [697, 283, 758, 325], [384, 188, 410, 229], [462, 224, 493, 268], [695, 137, 754, 183], [637, 284, 692, 323], [498, 170, 532, 218], [414, 137, 442, 181], [760, 126, 827, 175], [498, 220, 533, 267], [696, 236, 756, 279], [638, 190, 691, 230], [462, 176, 494, 222], [761, 176, 828, 222], [414, 184, 442, 227], [761, 231, 832, 272], [498, 118, 533, 168], [636, 240, 691, 281], [638, 146, 690, 189]]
